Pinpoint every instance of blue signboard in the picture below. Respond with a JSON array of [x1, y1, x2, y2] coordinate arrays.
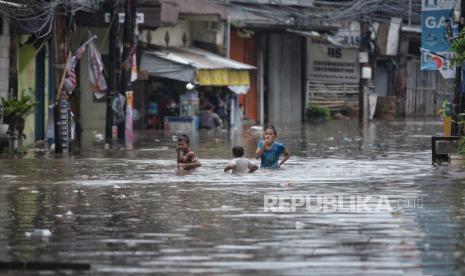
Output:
[[421, 0, 458, 71]]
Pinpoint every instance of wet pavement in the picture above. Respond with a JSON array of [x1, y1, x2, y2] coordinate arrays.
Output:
[[0, 119, 464, 275]]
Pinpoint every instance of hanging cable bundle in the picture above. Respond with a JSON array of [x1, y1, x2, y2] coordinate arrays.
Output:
[[0, 0, 105, 38], [210, 0, 422, 27]]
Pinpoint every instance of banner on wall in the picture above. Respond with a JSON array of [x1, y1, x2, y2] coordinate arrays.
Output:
[[421, 0, 458, 71], [307, 39, 360, 84]]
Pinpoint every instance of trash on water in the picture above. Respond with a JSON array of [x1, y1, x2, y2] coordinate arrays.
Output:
[[25, 229, 52, 238], [341, 136, 352, 144], [65, 210, 73, 216], [92, 131, 104, 143], [295, 221, 305, 229]]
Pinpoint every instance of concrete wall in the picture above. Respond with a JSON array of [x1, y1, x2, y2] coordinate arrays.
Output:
[[140, 19, 225, 49], [267, 33, 302, 123], [0, 17, 9, 100], [74, 28, 108, 135], [191, 21, 225, 46], [140, 20, 192, 47]]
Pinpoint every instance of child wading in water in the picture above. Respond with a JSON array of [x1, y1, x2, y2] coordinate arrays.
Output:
[[224, 146, 258, 174], [176, 135, 201, 170], [255, 125, 290, 168]]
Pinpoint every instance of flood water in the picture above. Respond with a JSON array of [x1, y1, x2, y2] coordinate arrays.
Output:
[[1, 119, 464, 275]]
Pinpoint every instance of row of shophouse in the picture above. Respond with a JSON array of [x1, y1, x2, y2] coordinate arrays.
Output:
[[0, 0, 449, 150]]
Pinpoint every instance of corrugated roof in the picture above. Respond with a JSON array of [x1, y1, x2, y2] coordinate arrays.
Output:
[[145, 47, 256, 70]]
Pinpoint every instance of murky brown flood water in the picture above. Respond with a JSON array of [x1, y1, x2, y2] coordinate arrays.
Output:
[[1, 120, 464, 275]]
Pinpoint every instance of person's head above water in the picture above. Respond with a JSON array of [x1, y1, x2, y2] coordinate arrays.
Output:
[[264, 125, 277, 143], [232, 146, 244, 158], [177, 134, 190, 152]]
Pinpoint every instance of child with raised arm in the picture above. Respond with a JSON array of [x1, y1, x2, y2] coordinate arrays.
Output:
[[176, 135, 201, 170], [255, 125, 290, 168], [224, 146, 258, 174]]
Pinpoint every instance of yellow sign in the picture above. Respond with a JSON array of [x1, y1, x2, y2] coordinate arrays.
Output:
[[197, 69, 250, 86], [444, 116, 452, 136]]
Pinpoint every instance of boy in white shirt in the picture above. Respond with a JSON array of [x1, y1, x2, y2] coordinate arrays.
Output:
[[224, 146, 258, 174]]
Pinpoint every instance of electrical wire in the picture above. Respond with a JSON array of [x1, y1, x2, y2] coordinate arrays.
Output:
[[211, 0, 422, 27], [0, 0, 105, 38]]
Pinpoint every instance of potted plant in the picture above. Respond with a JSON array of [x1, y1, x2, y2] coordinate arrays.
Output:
[[0, 95, 36, 144], [306, 104, 331, 123], [450, 136, 465, 165], [450, 114, 465, 165]]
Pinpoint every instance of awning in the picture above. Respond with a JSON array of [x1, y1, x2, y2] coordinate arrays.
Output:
[[140, 47, 255, 86]]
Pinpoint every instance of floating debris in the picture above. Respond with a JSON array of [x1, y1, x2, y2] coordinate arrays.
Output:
[[25, 229, 52, 238]]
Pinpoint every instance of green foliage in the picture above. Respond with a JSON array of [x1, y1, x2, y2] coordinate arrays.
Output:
[[458, 113, 465, 135], [306, 104, 331, 121], [458, 136, 465, 156], [437, 100, 452, 119], [1, 95, 37, 120], [450, 35, 465, 65], [2, 145, 27, 155]]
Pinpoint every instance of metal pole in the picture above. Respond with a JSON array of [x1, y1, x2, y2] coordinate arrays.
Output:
[[359, 21, 369, 124], [258, 34, 265, 126], [105, 0, 117, 147], [452, 0, 465, 136], [52, 13, 69, 153], [118, 0, 137, 143]]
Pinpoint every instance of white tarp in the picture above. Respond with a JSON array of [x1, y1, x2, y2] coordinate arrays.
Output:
[[386, 17, 402, 56]]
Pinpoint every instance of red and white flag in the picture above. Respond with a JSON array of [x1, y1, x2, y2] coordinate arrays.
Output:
[[63, 36, 97, 93], [63, 46, 86, 93], [87, 40, 108, 99]]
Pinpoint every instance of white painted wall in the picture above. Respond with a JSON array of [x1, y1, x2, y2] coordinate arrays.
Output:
[[140, 19, 226, 48], [140, 20, 192, 47]]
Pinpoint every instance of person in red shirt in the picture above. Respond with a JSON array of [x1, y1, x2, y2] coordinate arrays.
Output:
[[176, 135, 201, 170]]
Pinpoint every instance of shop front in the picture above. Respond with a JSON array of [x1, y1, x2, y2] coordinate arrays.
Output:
[[139, 46, 255, 132]]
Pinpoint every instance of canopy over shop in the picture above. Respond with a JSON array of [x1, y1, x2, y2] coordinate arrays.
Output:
[[139, 47, 255, 130]]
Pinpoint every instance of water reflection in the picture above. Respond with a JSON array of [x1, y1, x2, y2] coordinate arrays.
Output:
[[1, 119, 465, 275]]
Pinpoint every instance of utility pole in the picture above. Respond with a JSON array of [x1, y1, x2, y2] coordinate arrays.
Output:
[[51, 12, 69, 154], [452, 0, 465, 136], [117, 0, 137, 143], [359, 20, 370, 124], [105, 0, 118, 147]]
